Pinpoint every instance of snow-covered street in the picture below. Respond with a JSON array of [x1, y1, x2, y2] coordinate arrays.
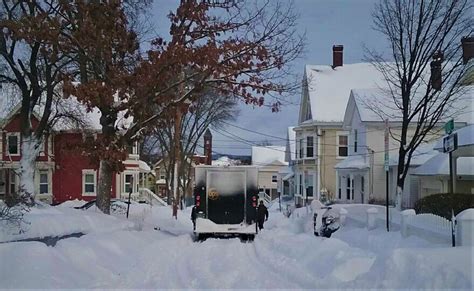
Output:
[[0, 202, 472, 289]]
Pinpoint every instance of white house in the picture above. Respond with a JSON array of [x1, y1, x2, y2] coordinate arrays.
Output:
[[251, 146, 288, 200], [412, 124, 474, 197], [336, 86, 473, 206], [293, 45, 387, 206], [279, 126, 296, 197]]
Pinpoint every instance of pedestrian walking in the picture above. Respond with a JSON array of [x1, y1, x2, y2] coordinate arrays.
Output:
[[191, 205, 197, 230], [257, 200, 269, 230]]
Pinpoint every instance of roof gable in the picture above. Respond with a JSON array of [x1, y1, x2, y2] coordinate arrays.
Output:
[[304, 63, 386, 123]]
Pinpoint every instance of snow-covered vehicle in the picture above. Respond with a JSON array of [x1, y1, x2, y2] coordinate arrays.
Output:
[[193, 165, 259, 240]]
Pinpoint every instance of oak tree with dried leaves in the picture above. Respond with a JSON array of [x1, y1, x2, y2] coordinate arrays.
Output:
[[63, 0, 303, 213]]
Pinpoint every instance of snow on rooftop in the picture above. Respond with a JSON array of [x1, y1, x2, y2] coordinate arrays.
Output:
[[389, 142, 439, 167], [412, 154, 474, 176], [435, 124, 474, 151], [334, 154, 369, 170], [351, 85, 474, 124], [251, 146, 287, 166], [305, 63, 386, 122]]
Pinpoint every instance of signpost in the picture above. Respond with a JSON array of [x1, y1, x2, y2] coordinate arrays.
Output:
[[443, 119, 457, 247], [384, 119, 389, 232]]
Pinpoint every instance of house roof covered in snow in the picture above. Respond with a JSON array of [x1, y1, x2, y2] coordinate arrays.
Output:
[[434, 124, 474, 151], [251, 146, 287, 166], [389, 142, 439, 167], [412, 154, 474, 176], [304, 63, 386, 122], [345, 86, 474, 126], [334, 154, 369, 170]]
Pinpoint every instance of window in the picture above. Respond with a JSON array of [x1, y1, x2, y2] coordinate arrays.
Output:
[[7, 133, 20, 155], [305, 171, 313, 197], [124, 174, 133, 193], [361, 176, 365, 193], [299, 138, 303, 159], [272, 175, 278, 183], [306, 136, 314, 158], [39, 171, 49, 194], [160, 175, 165, 180], [82, 170, 96, 196], [346, 177, 351, 200], [10, 170, 17, 194], [337, 134, 348, 157], [0, 171, 5, 194], [299, 174, 303, 195], [354, 129, 358, 153]]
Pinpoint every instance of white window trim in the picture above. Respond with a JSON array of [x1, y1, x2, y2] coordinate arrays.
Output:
[[38, 170, 50, 195], [271, 175, 278, 183], [305, 135, 315, 159], [122, 171, 138, 194], [336, 131, 349, 159], [6, 132, 20, 156], [82, 169, 97, 196]]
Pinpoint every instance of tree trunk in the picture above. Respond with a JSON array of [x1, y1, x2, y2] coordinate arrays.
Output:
[[97, 160, 113, 214], [18, 135, 41, 206], [395, 148, 407, 211]]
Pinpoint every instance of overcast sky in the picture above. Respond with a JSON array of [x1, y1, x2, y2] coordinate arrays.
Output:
[[150, 0, 387, 156]]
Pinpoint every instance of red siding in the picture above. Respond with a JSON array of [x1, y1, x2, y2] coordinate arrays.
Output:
[[52, 132, 116, 204], [2, 114, 48, 162]]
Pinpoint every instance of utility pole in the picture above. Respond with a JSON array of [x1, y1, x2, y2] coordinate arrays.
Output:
[[384, 119, 390, 232]]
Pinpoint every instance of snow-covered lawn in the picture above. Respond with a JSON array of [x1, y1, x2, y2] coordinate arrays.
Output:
[[0, 202, 472, 289]]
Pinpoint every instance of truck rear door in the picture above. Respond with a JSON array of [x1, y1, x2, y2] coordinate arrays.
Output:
[[207, 170, 245, 224]]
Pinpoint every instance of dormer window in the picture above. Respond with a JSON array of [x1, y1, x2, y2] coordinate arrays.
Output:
[[7, 133, 20, 156]]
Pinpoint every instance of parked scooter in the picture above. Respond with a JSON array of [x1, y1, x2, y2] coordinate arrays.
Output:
[[313, 206, 340, 238]]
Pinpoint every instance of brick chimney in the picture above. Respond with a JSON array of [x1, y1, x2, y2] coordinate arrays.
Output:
[[204, 129, 212, 165], [461, 36, 474, 64], [430, 50, 444, 91], [332, 45, 343, 68]]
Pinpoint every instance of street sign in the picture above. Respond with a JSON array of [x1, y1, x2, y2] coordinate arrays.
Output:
[[444, 119, 454, 134], [384, 119, 389, 171], [443, 133, 458, 153]]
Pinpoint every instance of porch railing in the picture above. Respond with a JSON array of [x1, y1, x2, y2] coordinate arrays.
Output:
[[138, 188, 167, 206]]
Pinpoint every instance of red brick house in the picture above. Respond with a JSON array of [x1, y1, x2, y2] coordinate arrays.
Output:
[[0, 101, 149, 205]]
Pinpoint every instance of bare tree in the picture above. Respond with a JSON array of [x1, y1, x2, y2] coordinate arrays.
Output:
[[154, 88, 239, 207], [366, 0, 473, 209]]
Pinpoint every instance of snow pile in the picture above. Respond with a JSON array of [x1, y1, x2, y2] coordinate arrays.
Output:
[[0, 202, 472, 289], [56, 199, 87, 208], [211, 156, 240, 166], [0, 205, 135, 243]]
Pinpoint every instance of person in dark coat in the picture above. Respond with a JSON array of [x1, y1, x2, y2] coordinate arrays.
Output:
[[256, 200, 269, 230], [191, 206, 197, 230]]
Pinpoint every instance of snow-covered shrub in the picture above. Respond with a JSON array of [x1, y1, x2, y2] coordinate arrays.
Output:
[[414, 193, 474, 220], [0, 200, 30, 233]]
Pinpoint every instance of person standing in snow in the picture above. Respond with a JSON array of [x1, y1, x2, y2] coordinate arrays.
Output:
[[257, 200, 269, 230], [191, 205, 197, 230]]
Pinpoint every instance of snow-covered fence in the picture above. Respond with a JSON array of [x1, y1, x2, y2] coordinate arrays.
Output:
[[401, 210, 452, 243], [456, 209, 474, 247]]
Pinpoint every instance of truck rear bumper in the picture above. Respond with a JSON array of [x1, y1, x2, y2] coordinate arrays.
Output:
[[195, 218, 257, 234]]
